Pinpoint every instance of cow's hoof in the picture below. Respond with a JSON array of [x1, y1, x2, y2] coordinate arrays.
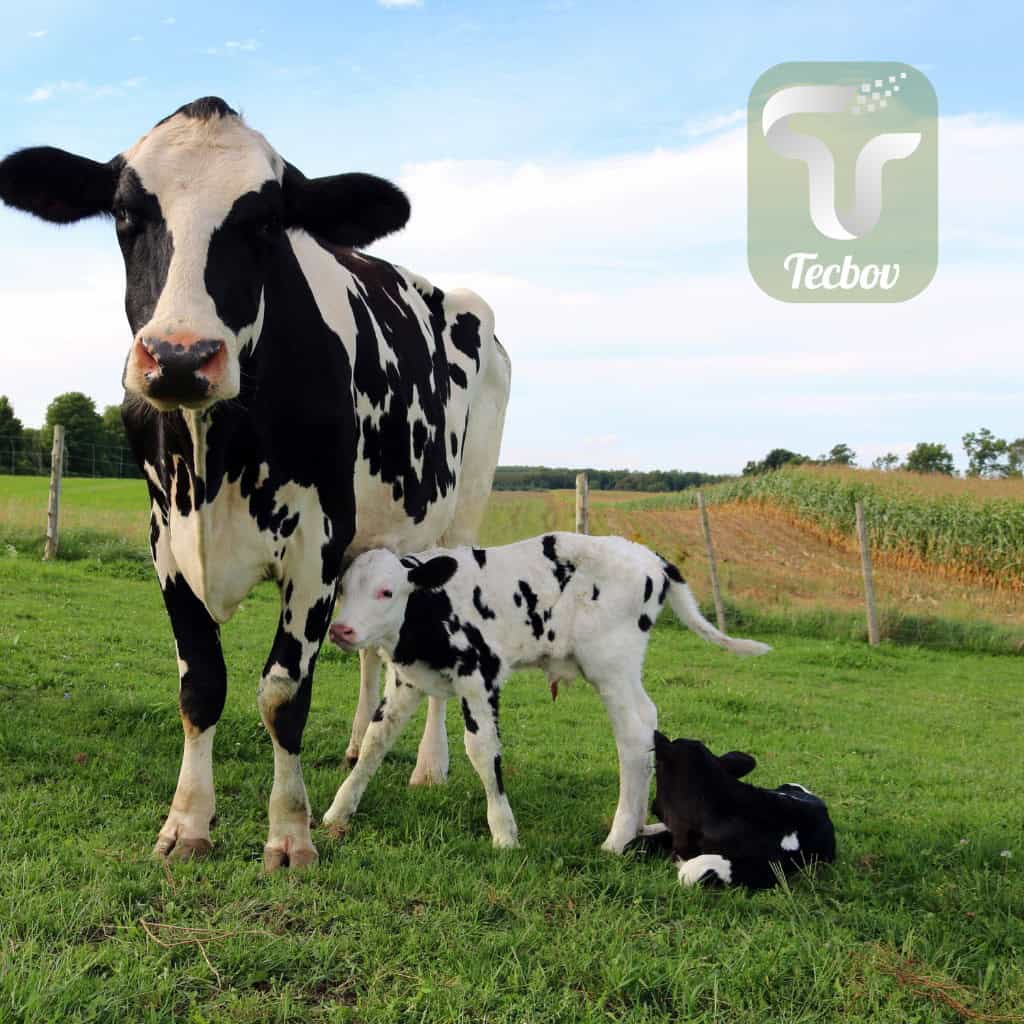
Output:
[[325, 821, 348, 841], [345, 753, 359, 769], [154, 835, 213, 861], [263, 842, 319, 873]]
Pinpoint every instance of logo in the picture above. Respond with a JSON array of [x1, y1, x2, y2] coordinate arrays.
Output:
[[748, 63, 937, 302]]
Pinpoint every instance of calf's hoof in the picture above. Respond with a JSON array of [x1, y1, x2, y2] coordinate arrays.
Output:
[[263, 842, 319, 872], [408, 765, 448, 787], [154, 834, 213, 862], [324, 821, 349, 841], [345, 753, 359, 769]]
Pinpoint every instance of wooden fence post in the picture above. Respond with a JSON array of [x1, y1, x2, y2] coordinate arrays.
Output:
[[575, 472, 589, 534], [44, 425, 65, 560], [855, 500, 880, 646], [696, 490, 726, 631]]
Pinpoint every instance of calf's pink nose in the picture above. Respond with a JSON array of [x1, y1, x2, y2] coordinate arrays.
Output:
[[329, 623, 357, 646]]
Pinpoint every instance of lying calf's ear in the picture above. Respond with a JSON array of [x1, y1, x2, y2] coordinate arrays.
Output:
[[407, 555, 458, 590], [718, 751, 757, 779]]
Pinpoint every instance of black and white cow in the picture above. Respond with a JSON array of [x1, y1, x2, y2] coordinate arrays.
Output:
[[645, 733, 836, 889], [321, 533, 770, 852], [0, 97, 511, 870]]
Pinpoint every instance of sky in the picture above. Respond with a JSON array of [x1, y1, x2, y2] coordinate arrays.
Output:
[[1, 0, 1022, 473]]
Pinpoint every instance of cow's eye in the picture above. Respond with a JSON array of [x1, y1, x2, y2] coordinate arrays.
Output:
[[115, 207, 138, 230], [376, 588, 393, 600]]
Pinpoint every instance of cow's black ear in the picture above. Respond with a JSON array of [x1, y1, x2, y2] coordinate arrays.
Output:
[[0, 147, 120, 224], [282, 161, 409, 248], [407, 555, 458, 590], [719, 751, 756, 779], [653, 731, 673, 757]]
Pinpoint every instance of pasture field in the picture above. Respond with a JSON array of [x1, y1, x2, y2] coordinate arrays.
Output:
[[1, 479, 1023, 1022]]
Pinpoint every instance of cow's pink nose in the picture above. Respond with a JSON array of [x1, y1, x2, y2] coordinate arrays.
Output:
[[329, 623, 357, 647]]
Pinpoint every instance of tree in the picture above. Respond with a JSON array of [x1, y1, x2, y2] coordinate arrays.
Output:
[[44, 392, 109, 476], [871, 453, 900, 471], [904, 442, 955, 475], [962, 428, 1008, 478], [102, 403, 128, 450], [821, 443, 856, 466], [742, 448, 810, 475], [1006, 438, 1024, 478], [0, 395, 27, 474]]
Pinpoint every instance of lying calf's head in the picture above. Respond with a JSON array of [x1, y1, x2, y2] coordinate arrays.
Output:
[[652, 732, 836, 890], [329, 549, 458, 651]]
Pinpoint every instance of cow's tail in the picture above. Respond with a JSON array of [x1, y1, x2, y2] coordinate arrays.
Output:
[[664, 569, 771, 657]]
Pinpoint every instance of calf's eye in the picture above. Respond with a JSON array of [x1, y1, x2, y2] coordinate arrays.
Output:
[[376, 588, 393, 600]]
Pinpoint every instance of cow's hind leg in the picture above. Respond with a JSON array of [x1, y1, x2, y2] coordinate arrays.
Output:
[[345, 647, 383, 767], [458, 682, 518, 848], [580, 638, 658, 854], [323, 662, 424, 833], [154, 570, 226, 861]]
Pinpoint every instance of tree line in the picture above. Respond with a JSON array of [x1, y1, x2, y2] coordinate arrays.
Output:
[[744, 432, 1024, 478], [493, 466, 725, 492]]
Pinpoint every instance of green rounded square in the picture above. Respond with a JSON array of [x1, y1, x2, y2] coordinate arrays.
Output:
[[748, 61, 937, 303]]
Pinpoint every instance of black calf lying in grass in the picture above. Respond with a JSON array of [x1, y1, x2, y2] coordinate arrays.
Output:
[[635, 732, 836, 889]]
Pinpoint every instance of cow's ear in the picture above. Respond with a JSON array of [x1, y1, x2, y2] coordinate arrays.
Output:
[[719, 751, 756, 779], [653, 731, 673, 759], [0, 147, 119, 224], [407, 555, 458, 590], [282, 161, 409, 248]]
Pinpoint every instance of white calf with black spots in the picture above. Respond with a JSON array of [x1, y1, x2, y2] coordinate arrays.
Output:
[[322, 532, 771, 852]]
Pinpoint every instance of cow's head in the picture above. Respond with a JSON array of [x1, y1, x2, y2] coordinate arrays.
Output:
[[0, 97, 410, 411], [329, 549, 458, 651]]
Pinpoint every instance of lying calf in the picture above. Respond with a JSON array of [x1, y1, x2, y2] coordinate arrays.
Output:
[[646, 732, 836, 888], [322, 532, 770, 852]]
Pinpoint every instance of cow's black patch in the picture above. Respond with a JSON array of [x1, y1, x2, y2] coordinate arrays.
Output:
[[658, 575, 669, 604], [541, 534, 575, 591], [660, 557, 685, 584], [592, 584, 600, 601], [473, 586, 496, 620], [451, 312, 482, 370], [450, 431, 458, 457], [644, 576, 653, 602], [516, 580, 544, 638], [638, 614, 653, 632], [493, 754, 505, 795], [461, 698, 479, 734], [547, 629, 555, 642], [472, 548, 487, 568], [158, 96, 237, 127]]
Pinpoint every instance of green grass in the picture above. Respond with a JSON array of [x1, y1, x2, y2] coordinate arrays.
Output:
[[1, 553, 1022, 1022]]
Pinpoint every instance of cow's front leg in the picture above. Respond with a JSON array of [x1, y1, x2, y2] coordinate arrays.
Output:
[[408, 696, 450, 786], [324, 663, 424, 834], [259, 581, 334, 871], [154, 574, 226, 861]]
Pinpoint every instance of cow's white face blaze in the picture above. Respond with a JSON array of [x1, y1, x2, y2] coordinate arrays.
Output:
[[118, 107, 283, 411], [330, 550, 414, 651]]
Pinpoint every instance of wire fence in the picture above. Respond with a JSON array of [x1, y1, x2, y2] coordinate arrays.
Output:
[[1, 437, 143, 479]]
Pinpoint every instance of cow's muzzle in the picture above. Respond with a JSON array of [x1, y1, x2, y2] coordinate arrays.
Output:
[[134, 334, 227, 408]]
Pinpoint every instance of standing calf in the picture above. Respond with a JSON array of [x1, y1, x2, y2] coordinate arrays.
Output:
[[322, 532, 770, 852]]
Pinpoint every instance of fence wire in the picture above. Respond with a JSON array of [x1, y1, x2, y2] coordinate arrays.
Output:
[[1, 437, 142, 479]]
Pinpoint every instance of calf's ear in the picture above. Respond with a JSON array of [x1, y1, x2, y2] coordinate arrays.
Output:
[[718, 751, 757, 779], [407, 555, 458, 590], [282, 161, 410, 248], [0, 147, 119, 224]]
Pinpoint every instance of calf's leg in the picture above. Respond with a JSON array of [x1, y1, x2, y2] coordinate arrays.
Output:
[[345, 647, 383, 766], [408, 696, 450, 787], [323, 662, 424, 833], [458, 685, 518, 848]]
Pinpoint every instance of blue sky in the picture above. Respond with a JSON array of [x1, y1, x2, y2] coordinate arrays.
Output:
[[2, 1, 1023, 472]]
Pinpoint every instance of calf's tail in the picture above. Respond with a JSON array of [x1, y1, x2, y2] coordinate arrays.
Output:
[[666, 576, 771, 657]]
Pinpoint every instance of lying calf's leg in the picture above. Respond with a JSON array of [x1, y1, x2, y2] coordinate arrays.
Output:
[[323, 662, 423, 834], [408, 695, 450, 787], [459, 686, 518, 848], [588, 662, 658, 854]]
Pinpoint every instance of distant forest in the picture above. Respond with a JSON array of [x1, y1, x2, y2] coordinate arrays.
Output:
[[493, 466, 726, 492]]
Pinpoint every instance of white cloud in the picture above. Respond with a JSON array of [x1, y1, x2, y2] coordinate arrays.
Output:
[[28, 29, 47, 38], [130, 34, 144, 42], [225, 38, 259, 51], [378, 0, 423, 6], [162, 16, 176, 25], [26, 77, 144, 103], [682, 109, 745, 138]]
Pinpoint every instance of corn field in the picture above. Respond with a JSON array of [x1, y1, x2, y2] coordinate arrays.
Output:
[[628, 466, 1024, 590]]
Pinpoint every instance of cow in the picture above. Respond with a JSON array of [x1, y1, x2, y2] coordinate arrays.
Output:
[[643, 733, 836, 889], [320, 533, 770, 852], [0, 97, 511, 870]]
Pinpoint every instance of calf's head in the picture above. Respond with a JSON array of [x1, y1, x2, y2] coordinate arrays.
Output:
[[0, 96, 410, 411], [329, 550, 458, 651]]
